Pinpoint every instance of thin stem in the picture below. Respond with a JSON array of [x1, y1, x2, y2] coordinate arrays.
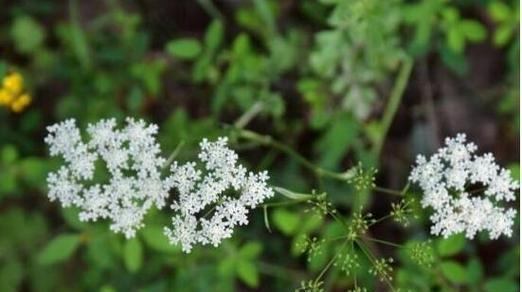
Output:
[[373, 57, 414, 159], [314, 239, 349, 285], [373, 186, 404, 196], [362, 237, 403, 248], [163, 140, 186, 169], [355, 239, 396, 292], [234, 101, 264, 129], [235, 128, 355, 181], [259, 199, 308, 208]]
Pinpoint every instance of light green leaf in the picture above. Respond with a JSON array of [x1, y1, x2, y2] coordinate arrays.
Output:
[[447, 28, 464, 53], [236, 260, 259, 287], [166, 38, 202, 60], [272, 209, 300, 235], [437, 234, 466, 257], [10, 16, 46, 54], [461, 20, 487, 42], [123, 238, 143, 273], [488, 2, 511, 22], [440, 261, 468, 284], [239, 242, 262, 259], [37, 234, 81, 265], [204, 20, 224, 52], [141, 226, 180, 254], [494, 25, 515, 47]]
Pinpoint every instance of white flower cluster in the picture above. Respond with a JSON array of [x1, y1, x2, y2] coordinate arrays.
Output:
[[45, 118, 171, 238], [45, 118, 274, 252], [164, 137, 274, 253], [409, 133, 518, 240]]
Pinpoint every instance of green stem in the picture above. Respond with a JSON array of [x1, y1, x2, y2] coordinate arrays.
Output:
[[373, 186, 404, 196], [235, 128, 355, 181], [314, 240, 349, 285], [373, 57, 414, 159], [362, 237, 403, 248], [163, 140, 186, 169], [234, 101, 264, 129]]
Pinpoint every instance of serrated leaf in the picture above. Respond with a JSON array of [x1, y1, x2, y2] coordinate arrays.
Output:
[[437, 234, 466, 257], [123, 238, 143, 273], [440, 261, 468, 284], [37, 234, 81, 265], [166, 38, 202, 60], [236, 260, 259, 287], [272, 209, 300, 235]]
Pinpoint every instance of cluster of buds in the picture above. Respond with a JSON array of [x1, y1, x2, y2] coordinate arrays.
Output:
[[0, 71, 32, 113]]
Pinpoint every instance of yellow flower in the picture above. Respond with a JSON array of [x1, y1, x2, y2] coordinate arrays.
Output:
[[10, 93, 32, 113], [3, 72, 24, 96], [0, 89, 15, 105]]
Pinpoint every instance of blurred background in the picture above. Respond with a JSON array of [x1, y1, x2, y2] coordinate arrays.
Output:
[[0, 0, 519, 291]]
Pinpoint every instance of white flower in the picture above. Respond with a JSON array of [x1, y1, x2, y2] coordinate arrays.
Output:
[[45, 118, 169, 238], [164, 137, 274, 253], [46, 119, 274, 249], [409, 133, 518, 240]]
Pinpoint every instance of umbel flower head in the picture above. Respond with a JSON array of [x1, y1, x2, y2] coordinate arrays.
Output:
[[164, 137, 274, 253], [45, 118, 171, 238], [45, 118, 274, 252], [409, 133, 518, 240]]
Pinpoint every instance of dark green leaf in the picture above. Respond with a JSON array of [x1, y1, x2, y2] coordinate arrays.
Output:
[[440, 261, 468, 284]]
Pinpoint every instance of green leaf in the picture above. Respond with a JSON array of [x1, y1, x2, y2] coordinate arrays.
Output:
[[1, 145, 18, 164], [236, 260, 259, 287], [437, 234, 466, 257], [141, 226, 180, 254], [123, 238, 143, 273], [239, 242, 262, 259], [10, 16, 46, 54], [461, 20, 486, 42], [494, 25, 515, 47], [440, 261, 468, 284], [166, 38, 202, 60], [447, 28, 464, 53], [37, 234, 81, 265], [204, 20, 224, 52], [467, 258, 483, 283], [484, 278, 517, 292], [439, 44, 468, 76], [272, 209, 300, 235], [488, 1, 511, 22]]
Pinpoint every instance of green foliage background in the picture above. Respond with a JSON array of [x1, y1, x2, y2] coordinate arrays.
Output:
[[0, 0, 519, 291]]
